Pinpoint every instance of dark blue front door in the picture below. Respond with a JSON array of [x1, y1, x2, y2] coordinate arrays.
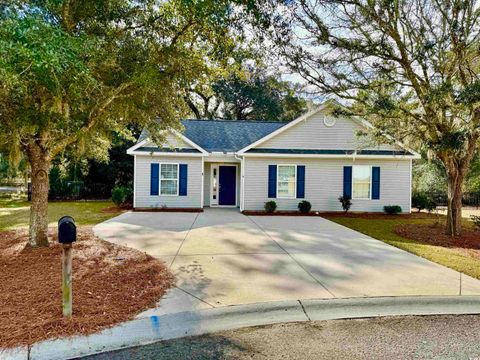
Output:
[[219, 166, 236, 206]]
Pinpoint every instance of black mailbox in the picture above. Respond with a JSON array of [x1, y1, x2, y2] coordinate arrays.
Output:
[[58, 216, 76, 244]]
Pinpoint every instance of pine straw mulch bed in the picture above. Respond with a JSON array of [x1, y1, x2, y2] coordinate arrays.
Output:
[[0, 226, 174, 349], [245, 210, 436, 219], [394, 222, 480, 259], [321, 212, 435, 220]]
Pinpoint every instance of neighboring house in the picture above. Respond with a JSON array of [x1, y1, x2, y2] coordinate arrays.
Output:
[[127, 102, 420, 212]]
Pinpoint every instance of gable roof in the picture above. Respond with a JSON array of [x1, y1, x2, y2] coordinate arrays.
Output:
[[236, 102, 421, 158], [180, 119, 287, 152]]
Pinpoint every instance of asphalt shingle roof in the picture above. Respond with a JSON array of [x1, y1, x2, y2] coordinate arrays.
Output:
[[180, 119, 287, 152]]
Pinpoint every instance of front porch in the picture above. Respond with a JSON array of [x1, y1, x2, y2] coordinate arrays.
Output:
[[203, 160, 241, 208]]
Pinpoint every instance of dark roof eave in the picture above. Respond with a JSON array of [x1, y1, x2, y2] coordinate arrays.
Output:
[[245, 148, 413, 156], [135, 147, 201, 153]]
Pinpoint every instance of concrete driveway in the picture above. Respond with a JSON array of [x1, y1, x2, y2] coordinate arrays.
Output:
[[94, 208, 480, 315]]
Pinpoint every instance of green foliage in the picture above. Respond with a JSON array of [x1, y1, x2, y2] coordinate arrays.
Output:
[[0, 154, 26, 183], [298, 200, 311, 214], [338, 195, 352, 213], [471, 215, 480, 230], [111, 186, 133, 207], [383, 205, 402, 215], [187, 67, 308, 121], [412, 192, 437, 213], [0, 0, 260, 163], [213, 72, 307, 121], [412, 159, 447, 194], [466, 155, 480, 192], [268, 0, 480, 235], [264, 200, 277, 213]]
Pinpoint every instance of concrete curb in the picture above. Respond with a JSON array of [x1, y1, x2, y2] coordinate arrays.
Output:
[[3, 296, 480, 360]]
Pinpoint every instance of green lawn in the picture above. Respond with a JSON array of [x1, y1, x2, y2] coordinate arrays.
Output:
[[0, 196, 123, 231], [324, 215, 480, 280]]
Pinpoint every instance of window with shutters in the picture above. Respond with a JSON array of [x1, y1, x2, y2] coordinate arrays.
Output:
[[160, 163, 179, 196], [352, 166, 371, 199], [277, 165, 296, 199]]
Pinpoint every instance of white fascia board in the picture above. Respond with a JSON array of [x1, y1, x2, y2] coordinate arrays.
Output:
[[129, 151, 204, 157], [126, 139, 149, 155], [127, 129, 209, 156], [237, 104, 329, 154], [241, 153, 418, 160]]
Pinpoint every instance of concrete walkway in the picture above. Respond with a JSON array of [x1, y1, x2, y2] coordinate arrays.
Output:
[[93, 208, 480, 315]]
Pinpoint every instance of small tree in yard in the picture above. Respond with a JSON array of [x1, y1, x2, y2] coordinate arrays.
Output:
[[270, 0, 480, 236], [338, 196, 351, 213], [0, 0, 259, 247]]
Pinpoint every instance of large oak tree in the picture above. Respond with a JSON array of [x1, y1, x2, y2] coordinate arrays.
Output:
[[269, 0, 480, 235], [0, 0, 260, 247]]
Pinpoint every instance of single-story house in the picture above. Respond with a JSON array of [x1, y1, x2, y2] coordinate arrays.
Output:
[[127, 102, 420, 212]]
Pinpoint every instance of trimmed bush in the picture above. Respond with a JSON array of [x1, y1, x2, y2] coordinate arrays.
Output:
[[111, 185, 133, 207], [264, 200, 277, 213], [384, 205, 402, 215], [471, 215, 480, 230], [338, 195, 352, 213], [412, 192, 437, 213], [298, 200, 312, 214]]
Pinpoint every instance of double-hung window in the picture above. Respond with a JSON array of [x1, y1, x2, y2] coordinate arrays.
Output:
[[160, 163, 179, 196], [352, 165, 371, 199], [277, 165, 296, 198]]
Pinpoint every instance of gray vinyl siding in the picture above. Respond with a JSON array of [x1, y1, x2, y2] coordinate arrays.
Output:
[[204, 163, 211, 206], [243, 157, 411, 212], [258, 112, 399, 151], [134, 155, 202, 208]]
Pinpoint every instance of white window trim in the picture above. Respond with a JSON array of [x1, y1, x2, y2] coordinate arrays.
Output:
[[159, 163, 179, 196], [210, 164, 219, 206], [276, 164, 297, 199], [352, 165, 372, 200]]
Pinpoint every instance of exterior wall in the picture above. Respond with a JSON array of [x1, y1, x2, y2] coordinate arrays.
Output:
[[243, 157, 411, 212], [257, 111, 399, 151], [134, 155, 202, 208], [143, 132, 193, 149], [204, 163, 211, 206]]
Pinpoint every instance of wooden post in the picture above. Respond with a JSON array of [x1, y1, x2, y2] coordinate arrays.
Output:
[[62, 243, 73, 317]]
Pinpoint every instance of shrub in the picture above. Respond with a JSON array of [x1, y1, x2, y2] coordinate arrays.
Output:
[[384, 205, 402, 215], [471, 215, 480, 230], [412, 192, 437, 213], [264, 200, 277, 213], [111, 185, 133, 207], [424, 198, 437, 213], [338, 195, 352, 213], [298, 200, 312, 214], [412, 192, 429, 212]]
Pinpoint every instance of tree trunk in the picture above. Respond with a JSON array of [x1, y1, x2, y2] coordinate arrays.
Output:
[[445, 170, 463, 237], [26, 144, 51, 248]]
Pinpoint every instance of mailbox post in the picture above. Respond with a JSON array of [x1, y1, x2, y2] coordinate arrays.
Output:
[[58, 216, 76, 317]]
